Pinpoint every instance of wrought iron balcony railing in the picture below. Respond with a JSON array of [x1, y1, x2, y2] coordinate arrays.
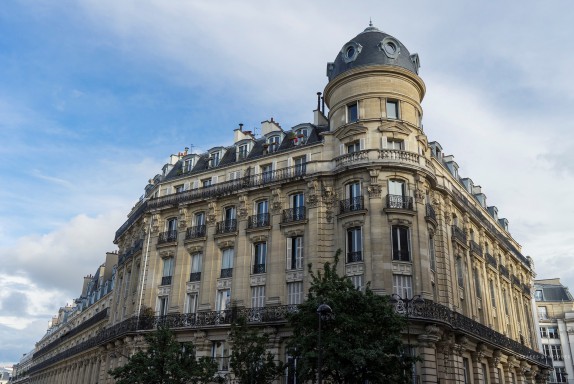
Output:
[[485, 252, 497, 268], [158, 230, 178, 244], [346, 251, 363, 263], [511, 274, 521, 286], [189, 272, 201, 282], [522, 283, 531, 296], [186, 225, 206, 240], [282, 207, 306, 223], [393, 249, 411, 262], [161, 276, 172, 286], [252, 263, 266, 274], [339, 196, 364, 214], [425, 203, 436, 221], [118, 239, 144, 266], [386, 194, 414, 210], [470, 240, 483, 256], [115, 164, 307, 241], [247, 213, 270, 229], [216, 219, 237, 234], [220, 268, 233, 278], [451, 225, 467, 244]]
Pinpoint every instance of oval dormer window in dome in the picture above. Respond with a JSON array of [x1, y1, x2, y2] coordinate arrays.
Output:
[[379, 37, 401, 59], [341, 42, 362, 64]]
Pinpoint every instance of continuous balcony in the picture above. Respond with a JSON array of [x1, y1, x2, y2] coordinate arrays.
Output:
[[252, 263, 266, 274], [220, 268, 233, 278], [386, 194, 414, 210], [334, 149, 435, 175], [339, 196, 364, 214], [158, 230, 177, 244], [282, 207, 306, 223], [451, 225, 467, 245], [161, 276, 172, 286], [186, 225, 206, 240], [346, 251, 363, 263], [425, 203, 437, 222], [247, 213, 270, 229], [189, 272, 201, 282], [118, 239, 144, 266], [216, 219, 237, 235], [115, 164, 307, 241], [499, 264, 510, 279], [485, 253, 497, 268], [469, 240, 483, 256]]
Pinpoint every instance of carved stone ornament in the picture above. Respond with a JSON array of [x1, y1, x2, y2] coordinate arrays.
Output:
[[307, 193, 319, 208], [159, 250, 175, 259], [207, 201, 217, 226], [186, 245, 203, 254], [178, 207, 188, 230], [367, 184, 382, 199], [271, 188, 282, 214], [238, 194, 249, 220], [414, 188, 425, 203], [368, 168, 380, 184], [151, 214, 160, 234]]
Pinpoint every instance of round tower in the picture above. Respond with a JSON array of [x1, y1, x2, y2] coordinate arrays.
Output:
[[323, 24, 426, 132]]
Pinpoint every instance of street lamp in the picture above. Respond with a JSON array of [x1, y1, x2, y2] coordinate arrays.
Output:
[[317, 303, 333, 384]]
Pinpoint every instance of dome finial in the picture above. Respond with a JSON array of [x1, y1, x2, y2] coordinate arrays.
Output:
[[369, 18, 373, 27]]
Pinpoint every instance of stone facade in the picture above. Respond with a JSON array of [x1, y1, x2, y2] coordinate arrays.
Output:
[[16, 25, 551, 384]]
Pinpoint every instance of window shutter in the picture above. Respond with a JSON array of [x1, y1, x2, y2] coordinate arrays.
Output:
[[184, 182, 190, 191], [192, 180, 199, 189], [404, 140, 409, 151], [381, 136, 388, 149], [340, 144, 345, 155], [212, 176, 218, 184], [286, 238, 292, 267], [359, 138, 366, 150], [287, 158, 292, 168]]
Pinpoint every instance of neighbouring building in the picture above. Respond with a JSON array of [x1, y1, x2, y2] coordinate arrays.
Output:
[[19, 24, 551, 383], [534, 278, 574, 383]]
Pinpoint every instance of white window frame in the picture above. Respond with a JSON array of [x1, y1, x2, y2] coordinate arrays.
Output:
[[186, 292, 198, 314], [251, 285, 266, 308], [391, 225, 411, 262], [216, 289, 231, 312], [287, 282, 303, 305], [287, 236, 304, 270], [346, 226, 362, 263], [386, 99, 399, 119], [347, 102, 358, 123], [157, 295, 169, 316], [392, 274, 413, 298]]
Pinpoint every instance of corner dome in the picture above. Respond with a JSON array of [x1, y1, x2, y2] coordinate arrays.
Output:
[[327, 24, 420, 81]]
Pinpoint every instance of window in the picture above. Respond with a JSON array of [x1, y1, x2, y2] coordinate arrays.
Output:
[[555, 367, 567, 383], [219, 206, 237, 233], [287, 236, 304, 270], [224, 206, 236, 221], [350, 275, 364, 291], [238, 144, 249, 160], [388, 179, 409, 209], [287, 192, 305, 221], [253, 242, 267, 274], [287, 282, 303, 305], [267, 135, 280, 152], [551, 345, 563, 361], [221, 249, 234, 278], [195, 211, 205, 226], [161, 257, 174, 286], [346, 227, 362, 263], [489, 280, 496, 307], [393, 274, 413, 298], [184, 158, 194, 172], [285, 355, 299, 384], [167, 217, 178, 232], [175, 184, 185, 193], [548, 326, 559, 339], [540, 327, 548, 338], [387, 139, 404, 150], [186, 293, 198, 314], [429, 234, 436, 271], [386, 100, 398, 119], [124, 269, 131, 298], [345, 181, 362, 211], [481, 363, 489, 384], [503, 289, 509, 315], [462, 358, 471, 384], [538, 306, 548, 320], [158, 296, 169, 316], [211, 341, 229, 371], [391, 225, 410, 261], [210, 151, 220, 167], [347, 102, 358, 122], [216, 289, 231, 311], [251, 286, 265, 308], [347, 141, 361, 154], [190, 253, 202, 281], [294, 156, 306, 176], [474, 268, 482, 298], [388, 179, 406, 196], [534, 289, 544, 301], [257, 199, 269, 220], [261, 163, 273, 182], [202, 178, 212, 188]]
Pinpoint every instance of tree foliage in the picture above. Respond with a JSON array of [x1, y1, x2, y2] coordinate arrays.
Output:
[[287, 250, 417, 384], [228, 316, 285, 384], [108, 325, 220, 384]]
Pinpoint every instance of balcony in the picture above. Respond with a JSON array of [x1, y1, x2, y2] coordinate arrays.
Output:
[[186, 225, 206, 240], [189, 272, 201, 282], [247, 213, 270, 229], [451, 225, 467, 244], [216, 219, 237, 235], [220, 268, 233, 278], [485, 252, 497, 268], [511, 274, 521, 287], [339, 196, 364, 214], [115, 164, 307, 242], [158, 230, 178, 244], [393, 249, 411, 262], [118, 239, 144, 266], [470, 240, 483, 256], [425, 203, 437, 222], [282, 207, 306, 223], [386, 194, 414, 210], [499, 264, 510, 279], [252, 263, 266, 274], [161, 276, 172, 286], [346, 251, 363, 263], [522, 283, 531, 296]]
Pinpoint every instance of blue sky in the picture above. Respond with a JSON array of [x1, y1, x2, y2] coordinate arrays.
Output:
[[2, 0, 574, 366]]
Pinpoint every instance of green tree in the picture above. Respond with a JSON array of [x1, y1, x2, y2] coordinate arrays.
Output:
[[287, 250, 418, 384], [109, 325, 221, 384], [228, 316, 285, 384]]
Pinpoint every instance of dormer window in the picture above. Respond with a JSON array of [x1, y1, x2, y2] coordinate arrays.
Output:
[[237, 144, 249, 160], [293, 128, 308, 146], [347, 102, 358, 123], [267, 135, 280, 152], [183, 158, 195, 172], [210, 151, 220, 168]]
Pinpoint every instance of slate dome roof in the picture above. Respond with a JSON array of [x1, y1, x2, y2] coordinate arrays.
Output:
[[327, 23, 420, 81]]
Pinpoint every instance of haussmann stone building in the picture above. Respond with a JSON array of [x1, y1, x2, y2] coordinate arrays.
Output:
[[19, 24, 552, 384]]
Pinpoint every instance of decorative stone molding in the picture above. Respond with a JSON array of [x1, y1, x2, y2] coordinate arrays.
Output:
[[217, 279, 232, 289], [285, 270, 303, 282], [178, 207, 188, 229], [341, 219, 364, 229], [284, 228, 304, 237], [151, 214, 160, 234], [367, 184, 382, 199], [158, 286, 171, 296], [186, 245, 204, 254], [159, 250, 175, 259], [249, 234, 269, 243], [387, 216, 412, 226], [216, 239, 235, 249], [186, 281, 200, 293], [414, 188, 425, 203], [207, 201, 217, 226], [271, 188, 282, 214], [368, 167, 380, 184], [307, 193, 319, 208], [345, 263, 364, 276], [250, 275, 266, 286], [392, 261, 412, 275]]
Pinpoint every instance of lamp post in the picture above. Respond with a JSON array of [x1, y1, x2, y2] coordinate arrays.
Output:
[[317, 303, 333, 384]]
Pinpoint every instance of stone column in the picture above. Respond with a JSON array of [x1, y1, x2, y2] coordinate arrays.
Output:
[[417, 325, 442, 384], [472, 344, 486, 384], [437, 335, 455, 383], [488, 350, 502, 384], [452, 336, 469, 383]]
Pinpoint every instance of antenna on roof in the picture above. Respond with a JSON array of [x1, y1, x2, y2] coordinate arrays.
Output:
[[189, 144, 195, 154]]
